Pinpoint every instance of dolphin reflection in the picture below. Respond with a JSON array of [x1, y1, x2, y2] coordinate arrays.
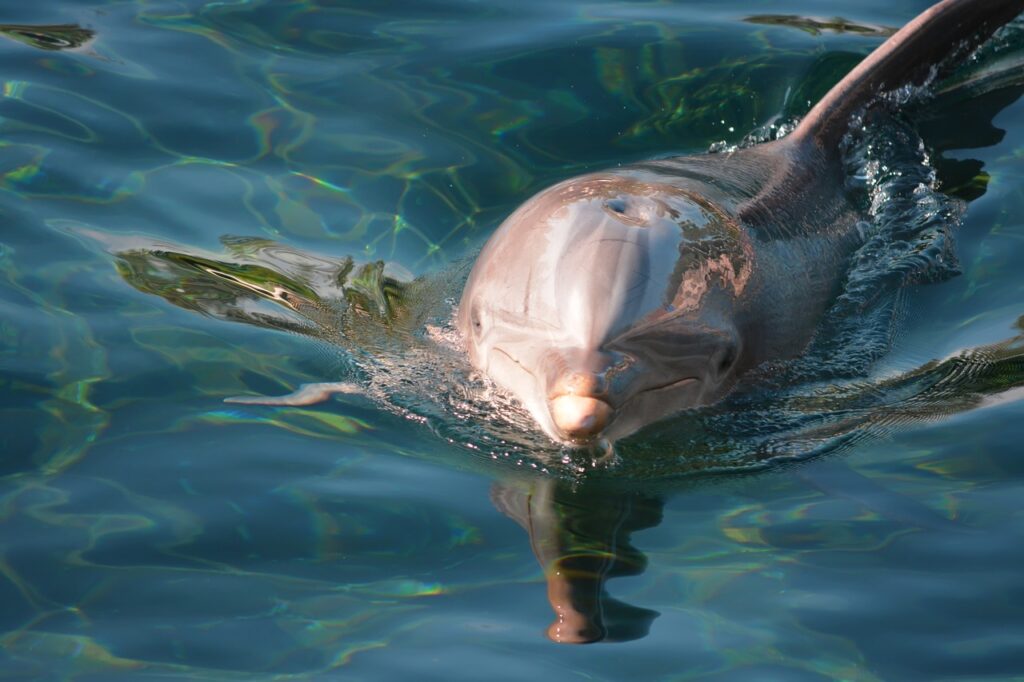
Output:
[[85, 228, 1024, 644], [490, 478, 662, 643]]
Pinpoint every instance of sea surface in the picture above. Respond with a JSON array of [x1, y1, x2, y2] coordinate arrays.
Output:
[[2, 0, 1024, 679]]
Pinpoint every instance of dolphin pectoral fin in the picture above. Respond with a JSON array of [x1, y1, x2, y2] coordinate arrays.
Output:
[[224, 381, 362, 406]]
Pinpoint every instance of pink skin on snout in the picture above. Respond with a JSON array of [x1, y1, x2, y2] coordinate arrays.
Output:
[[549, 395, 612, 441]]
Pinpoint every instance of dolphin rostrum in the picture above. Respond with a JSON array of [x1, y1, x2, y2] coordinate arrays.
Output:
[[457, 0, 1024, 447]]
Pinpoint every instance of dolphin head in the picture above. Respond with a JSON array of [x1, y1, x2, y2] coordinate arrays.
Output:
[[459, 174, 754, 445]]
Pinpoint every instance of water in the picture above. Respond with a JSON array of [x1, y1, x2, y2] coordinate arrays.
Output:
[[2, 0, 1024, 678]]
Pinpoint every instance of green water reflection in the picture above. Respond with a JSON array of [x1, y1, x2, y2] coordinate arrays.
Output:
[[0, 24, 94, 52]]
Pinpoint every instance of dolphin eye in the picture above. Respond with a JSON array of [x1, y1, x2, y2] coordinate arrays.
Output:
[[606, 198, 627, 214], [470, 304, 484, 336], [716, 347, 736, 376]]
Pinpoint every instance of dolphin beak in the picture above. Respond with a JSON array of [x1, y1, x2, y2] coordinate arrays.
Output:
[[550, 395, 613, 441]]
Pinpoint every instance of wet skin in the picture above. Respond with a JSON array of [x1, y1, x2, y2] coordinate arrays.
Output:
[[105, 149, 854, 448], [457, 0, 1024, 447], [458, 155, 858, 446], [93, 0, 1024, 647], [95, 1, 1023, 451]]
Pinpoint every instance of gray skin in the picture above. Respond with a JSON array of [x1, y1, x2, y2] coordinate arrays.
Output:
[[458, 148, 855, 444], [457, 0, 1024, 446]]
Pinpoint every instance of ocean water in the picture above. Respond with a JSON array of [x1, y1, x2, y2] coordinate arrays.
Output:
[[2, 0, 1024, 679]]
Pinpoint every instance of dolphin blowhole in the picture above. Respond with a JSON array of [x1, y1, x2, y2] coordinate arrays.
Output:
[[458, 0, 1024, 448]]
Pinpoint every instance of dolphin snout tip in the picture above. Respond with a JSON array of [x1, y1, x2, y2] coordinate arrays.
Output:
[[550, 395, 612, 441]]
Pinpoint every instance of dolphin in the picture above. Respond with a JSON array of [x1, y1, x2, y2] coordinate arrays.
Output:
[[457, 0, 1024, 447]]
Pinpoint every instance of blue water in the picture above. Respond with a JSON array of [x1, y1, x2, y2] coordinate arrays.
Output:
[[2, 0, 1024, 678]]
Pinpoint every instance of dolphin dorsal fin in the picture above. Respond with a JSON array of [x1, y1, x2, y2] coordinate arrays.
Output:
[[739, 0, 1024, 228], [788, 0, 1024, 154]]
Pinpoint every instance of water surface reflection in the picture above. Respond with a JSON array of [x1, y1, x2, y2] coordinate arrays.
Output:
[[492, 478, 662, 643], [0, 23, 94, 52]]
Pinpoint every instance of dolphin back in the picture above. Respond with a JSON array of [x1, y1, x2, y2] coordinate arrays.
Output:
[[789, 0, 1024, 153]]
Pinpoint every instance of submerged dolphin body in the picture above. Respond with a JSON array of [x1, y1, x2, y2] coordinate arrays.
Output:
[[458, 0, 1024, 447]]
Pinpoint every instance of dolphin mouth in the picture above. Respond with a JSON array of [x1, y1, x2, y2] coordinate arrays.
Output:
[[638, 376, 698, 395], [548, 377, 698, 444], [613, 376, 700, 420], [492, 346, 534, 375]]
